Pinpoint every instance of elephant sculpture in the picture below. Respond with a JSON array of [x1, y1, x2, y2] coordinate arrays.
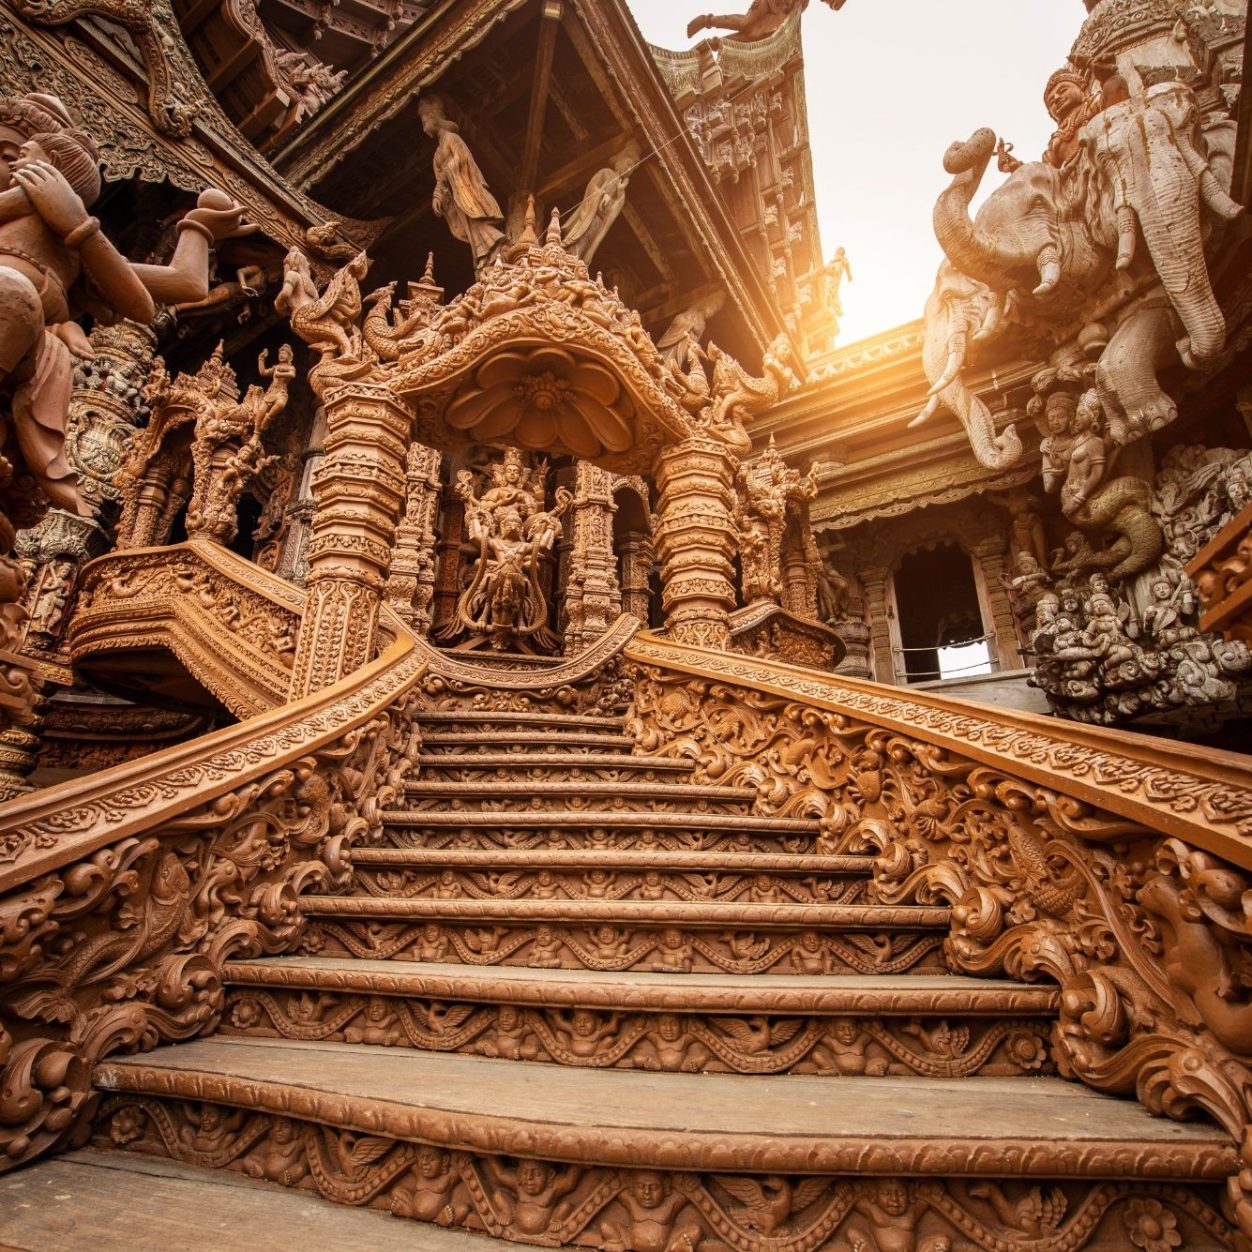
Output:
[[914, 77, 1242, 470]]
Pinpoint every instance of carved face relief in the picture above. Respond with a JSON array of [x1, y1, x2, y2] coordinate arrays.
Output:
[[632, 1171, 667, 1208], [517, 1159, 551, 1196]]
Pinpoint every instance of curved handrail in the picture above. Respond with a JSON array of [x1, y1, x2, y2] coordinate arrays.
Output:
[[624, 629, 1252, 1198], [626, 631, 1252, 867], [68, 540, 306, 716], [0, 619, 421, 892]]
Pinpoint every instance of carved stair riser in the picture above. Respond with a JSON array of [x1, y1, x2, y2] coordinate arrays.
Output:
[[301, 918, 949, 975], [220, 988, 1056, 1077], [350, 865, 873, 906], [90, 1099, 1237, 1252]]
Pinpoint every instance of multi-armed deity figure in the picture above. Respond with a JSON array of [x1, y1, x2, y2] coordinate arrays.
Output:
[[0, 91, 249, 713], [452, 449, 570, 652]]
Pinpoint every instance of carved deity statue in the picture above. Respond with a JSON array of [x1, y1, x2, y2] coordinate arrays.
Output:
[[1043, 67, 1098, 169], [656, 292, 725, 370], [0, 93, 249, 524], [735, 439, 817, 605], [452, 450, 570, 652], [417, 95, 505, 273], [562, 141, 642, 266], [823, 245, 852, 313], [687, 0, 844, 42]]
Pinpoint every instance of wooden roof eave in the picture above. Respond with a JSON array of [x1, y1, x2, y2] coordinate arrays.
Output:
[[564, 0, 787, 358]]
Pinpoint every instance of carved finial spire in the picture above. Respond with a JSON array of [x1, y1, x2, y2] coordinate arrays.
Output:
[[421, 252, 436, 284], [546, 207, 563, 247], [518, 195, 539, 246]]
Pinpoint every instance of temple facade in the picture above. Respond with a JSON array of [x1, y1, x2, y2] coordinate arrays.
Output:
[[3, 0, 1252, 1248]]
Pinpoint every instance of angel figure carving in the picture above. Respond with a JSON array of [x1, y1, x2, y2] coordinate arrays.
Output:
[[452, 450, 570, 652]]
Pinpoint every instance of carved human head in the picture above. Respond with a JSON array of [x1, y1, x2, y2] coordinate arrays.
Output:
[[1151, 578, 1173, 601], [418, 1146, 448, 1178], [498, 507, 523, 537], [1044, 391, 1077, 435], [277, 343, 294, 363], [878, 1179, 910, 1215], [613, 140, 643, 175], [0, 93, 76, 191], [517, 1159, 552, 1195], [1073, 389, 1102, 433], [632, 1171, 668, 1208], [417, 95, 453, 138], [1044, 68, 1088, 123], [831, 1018, 858, 1044], [657, 1013, 681, 1041], [18, 129, 101, 206]]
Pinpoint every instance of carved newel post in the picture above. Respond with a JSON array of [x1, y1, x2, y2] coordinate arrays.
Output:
[[652, 435, 739, 649], [288, 380, 410, 694]]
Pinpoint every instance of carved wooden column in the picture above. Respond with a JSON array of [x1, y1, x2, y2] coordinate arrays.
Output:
[[618, 534, 654, 624], [971, 540, 1022, 672], [652, 436, 738, 649], [289, 381, 410, 695], [564, 461, 620, 650], [386, 443, 443, 635], [860, 568, 894, 683]]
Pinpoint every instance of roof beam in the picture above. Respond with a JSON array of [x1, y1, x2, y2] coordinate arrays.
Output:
[[520, 1, 562, 194]]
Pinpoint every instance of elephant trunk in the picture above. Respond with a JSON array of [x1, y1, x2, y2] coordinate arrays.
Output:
[[933, 129, 1022, 292], [915, 291, 1023, 471]]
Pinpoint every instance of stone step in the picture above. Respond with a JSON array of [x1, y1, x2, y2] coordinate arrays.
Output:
[[350, 848, 873, 904], [91, 1040, 1237, 1251], [222, 958, 1059, 1077], [401, 779, 757, 813], [299, 898, 949, 974], [414, 752, 696, 781], [1, 1149, 516, 1251], [421, 729, 635, 754], [382, 809, 822, 856]]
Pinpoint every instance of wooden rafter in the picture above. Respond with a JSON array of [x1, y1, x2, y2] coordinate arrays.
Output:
[[520, 1, 562, 194]]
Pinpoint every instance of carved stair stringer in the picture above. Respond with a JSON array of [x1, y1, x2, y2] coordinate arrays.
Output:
[[624, 631, 1252, 1235], [0, 612, 426, 1174], [68, 540, 307, 717]]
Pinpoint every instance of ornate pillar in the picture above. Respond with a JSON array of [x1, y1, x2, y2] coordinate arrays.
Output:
[[861, 568, 894, 683], [386, 443, 443, 634], [971, 540, 1022, 672], [289, 382, 410, 696], [618, 534, 654, 624], [564, 461, 620, 650], [652, 436, 738, 649]]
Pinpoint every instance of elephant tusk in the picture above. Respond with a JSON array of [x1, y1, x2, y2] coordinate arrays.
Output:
[[926, 329, 968, 398], [1033, 244, 1061, 296], [1199, 170, 1244, 221], [910, 395, 942, 428], [1115, 205, 1137, 271]]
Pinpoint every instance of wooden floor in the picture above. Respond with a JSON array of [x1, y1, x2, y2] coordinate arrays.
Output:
[[0, 1150, 519, 1251]]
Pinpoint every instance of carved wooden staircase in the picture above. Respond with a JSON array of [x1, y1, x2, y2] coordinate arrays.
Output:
[[5, 552, 1252, 1248], [27, 701, 1233, 1250]]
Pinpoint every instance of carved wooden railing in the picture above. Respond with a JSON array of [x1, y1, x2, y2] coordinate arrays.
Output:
[[68, 541, 306, 717], [624, 632, 1252, 1230], [0, 594, 425, 1172]]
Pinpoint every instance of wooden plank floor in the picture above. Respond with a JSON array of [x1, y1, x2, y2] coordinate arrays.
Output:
[[0, 1150, 520, 1251]]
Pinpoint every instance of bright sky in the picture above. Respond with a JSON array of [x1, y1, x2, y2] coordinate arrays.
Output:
[[628, 1, 1081, 344]]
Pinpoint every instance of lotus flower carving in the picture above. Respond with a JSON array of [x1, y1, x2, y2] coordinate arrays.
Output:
[[445, 347, 635, 459]]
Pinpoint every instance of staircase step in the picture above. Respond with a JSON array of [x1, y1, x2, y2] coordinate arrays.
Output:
[[93, 1039, 1236, 1187], [300, 897, 948, 974], [401, 779, 756, 811], [0, 1149, 513, 1251], [222, 958, 1059, 1077], [383, 810, 819, 845], [414, 751, 695, 779], [302, 897, 947, 927], [419, 710, 625, 730], [421, 729, 635, 754], [351, 848, 873, 904]]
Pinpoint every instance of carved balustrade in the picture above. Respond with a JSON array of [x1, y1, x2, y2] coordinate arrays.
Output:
[[68, 541, 306, 718], [624, 631, 1252, 1235], [0, 598, 425, 1173]]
